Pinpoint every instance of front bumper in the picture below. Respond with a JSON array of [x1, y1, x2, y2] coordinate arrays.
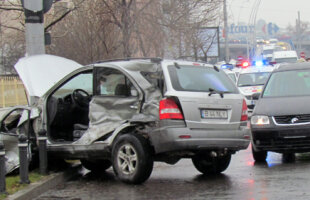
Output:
[[150, 122, 250, 154], [251, 125, 310, 153]]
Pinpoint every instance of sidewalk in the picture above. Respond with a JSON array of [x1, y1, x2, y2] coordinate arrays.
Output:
[[6, 165, 81, 200]]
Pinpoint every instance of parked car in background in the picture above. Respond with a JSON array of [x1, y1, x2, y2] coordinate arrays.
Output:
[[271, 50, 298, 64], [251, 62, 310, 162], [0, 55, 250, 183], [237, 66, 274, 115]]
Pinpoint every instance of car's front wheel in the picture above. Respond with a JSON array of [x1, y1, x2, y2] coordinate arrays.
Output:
[[192, 153, 231, 174], [252, 145, 267, 162], [112, 133, 153, 184]]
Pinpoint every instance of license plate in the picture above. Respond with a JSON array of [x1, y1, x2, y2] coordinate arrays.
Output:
[[201, 109, 228, 119]]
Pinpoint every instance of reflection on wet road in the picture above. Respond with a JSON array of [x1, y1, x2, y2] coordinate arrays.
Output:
[[35, 146, 310, 200]]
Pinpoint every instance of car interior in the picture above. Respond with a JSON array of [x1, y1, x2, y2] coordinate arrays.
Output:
[[46, 68, 138, 143], [47, 71, 93, 142]]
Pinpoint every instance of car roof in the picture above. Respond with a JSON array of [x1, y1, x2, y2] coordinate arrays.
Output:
[[273, 50, 297, 58], [239, 66, 274, 74], [93, 59, 214, 72], [273, 62, 310, 72]]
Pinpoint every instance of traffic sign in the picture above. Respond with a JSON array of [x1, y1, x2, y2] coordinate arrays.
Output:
[[300, 52, 306, 58]]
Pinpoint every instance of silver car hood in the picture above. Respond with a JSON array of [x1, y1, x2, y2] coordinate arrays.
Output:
[[14, 54, 83, 98]]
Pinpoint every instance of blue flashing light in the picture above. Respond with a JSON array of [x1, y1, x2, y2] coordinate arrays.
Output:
[[252, 59, 269, 67], [221, 65, 228, 69], [255, 60, 263, 67], [221, 64, 233, 70]]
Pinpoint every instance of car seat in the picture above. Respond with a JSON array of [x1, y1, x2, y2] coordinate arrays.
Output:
[[114, 84, 130, 96]]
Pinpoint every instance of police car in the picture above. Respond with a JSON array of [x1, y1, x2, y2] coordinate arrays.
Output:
[[237, 65, 274, 115]]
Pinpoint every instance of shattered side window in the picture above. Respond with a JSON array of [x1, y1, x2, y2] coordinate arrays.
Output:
[[96, 68, 137, 97], [140, 71, 164, 88]]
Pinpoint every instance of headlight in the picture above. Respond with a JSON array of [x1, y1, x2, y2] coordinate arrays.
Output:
[[251, 115, 270, 125]]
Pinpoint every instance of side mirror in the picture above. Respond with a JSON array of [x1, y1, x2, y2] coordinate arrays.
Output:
[[252, 92, 261, 100]]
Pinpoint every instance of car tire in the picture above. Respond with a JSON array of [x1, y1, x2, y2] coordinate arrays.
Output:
[[192, 153, 231, 174], [112, 133, 153, 184], [81, 159, 111, 171], [251, 145, 267, 162]]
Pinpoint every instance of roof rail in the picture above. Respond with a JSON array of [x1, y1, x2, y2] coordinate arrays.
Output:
[[93, 57, 162, 64]]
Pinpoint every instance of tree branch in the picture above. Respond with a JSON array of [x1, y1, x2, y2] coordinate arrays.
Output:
[[45, 9, 72, 31], [0, 24, 24, 32], [0, 7, 23, 12]]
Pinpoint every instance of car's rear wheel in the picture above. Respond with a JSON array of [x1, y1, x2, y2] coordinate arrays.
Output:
[[112, 133, 153, 184], [192, 153, 231, 174], [81, 159, 111, 171], [252, 145, 267, 162]]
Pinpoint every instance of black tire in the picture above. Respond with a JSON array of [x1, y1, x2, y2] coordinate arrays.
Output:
[[112, 133, 153, 184], [192, 153, 231, 174], [81, 159, 112, 171], [282, 153, 295, 163], [252, 145, 267, 162]]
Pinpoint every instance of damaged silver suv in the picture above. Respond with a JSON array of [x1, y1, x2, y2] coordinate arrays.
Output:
[[0, 55, 250, 184]]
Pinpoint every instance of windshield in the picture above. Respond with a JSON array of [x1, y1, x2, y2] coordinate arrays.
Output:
[[263, 49, 273, 55], [168, 65, 238, 93], [275, 57, 297, 63], [263, 70, 310, 97], [237, 72, 271, 87], [53, 72, 93, 97]]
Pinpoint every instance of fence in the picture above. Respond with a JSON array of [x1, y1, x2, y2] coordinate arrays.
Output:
[[0, 75, 28, 108]]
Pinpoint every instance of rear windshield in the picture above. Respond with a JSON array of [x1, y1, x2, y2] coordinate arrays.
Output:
[[227, 73, 237, 83], [237, 72, 270, 87], [168, 65, 238, 93], [263, 70, 310, 97]]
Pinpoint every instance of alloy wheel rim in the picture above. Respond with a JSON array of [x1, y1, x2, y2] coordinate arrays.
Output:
[[117, 144, 138, 175]]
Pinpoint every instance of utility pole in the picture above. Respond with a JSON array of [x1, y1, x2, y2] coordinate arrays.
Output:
[[21, 0, 53, 56], [223, 0, 229, 63], [297, 11, 301, 52]]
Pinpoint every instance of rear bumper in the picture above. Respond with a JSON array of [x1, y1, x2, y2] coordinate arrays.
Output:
[[251, 126, 310, 153], [150, 124, 250, 154]]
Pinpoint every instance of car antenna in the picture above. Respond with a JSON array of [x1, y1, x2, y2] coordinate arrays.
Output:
[[213, 65, 219, 72], [174, 62, 181, 69]]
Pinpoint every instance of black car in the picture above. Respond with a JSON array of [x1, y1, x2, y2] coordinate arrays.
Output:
[[250, 62, 310, 162]]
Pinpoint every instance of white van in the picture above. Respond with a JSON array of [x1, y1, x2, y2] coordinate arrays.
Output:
[[271, 50, 298, 64], [262, 45, 275, 61]]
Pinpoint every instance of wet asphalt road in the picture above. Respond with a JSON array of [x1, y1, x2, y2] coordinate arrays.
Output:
[[35, 146, 310, 200]]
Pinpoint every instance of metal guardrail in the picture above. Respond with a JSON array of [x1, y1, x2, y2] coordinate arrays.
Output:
[[0, 76, 28, 108]]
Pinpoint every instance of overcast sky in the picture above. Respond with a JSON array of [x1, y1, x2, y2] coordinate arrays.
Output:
[[228, 0, 310, 28]]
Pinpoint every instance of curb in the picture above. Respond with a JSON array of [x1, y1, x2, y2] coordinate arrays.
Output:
[[6, 166, 80, 200]]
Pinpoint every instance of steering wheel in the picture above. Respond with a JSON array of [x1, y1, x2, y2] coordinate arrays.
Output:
[[71, 89, 91, 109]]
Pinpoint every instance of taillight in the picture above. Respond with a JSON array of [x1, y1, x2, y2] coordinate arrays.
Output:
[[241, 99, 248, 121], [159, 98, 184, 120]]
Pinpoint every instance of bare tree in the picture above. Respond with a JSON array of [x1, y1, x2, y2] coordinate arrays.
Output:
[[0, 0, 224, 71], [159, 0, 222, 59], [0, 0, 84, 72], [47, 0, 122, 64]]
